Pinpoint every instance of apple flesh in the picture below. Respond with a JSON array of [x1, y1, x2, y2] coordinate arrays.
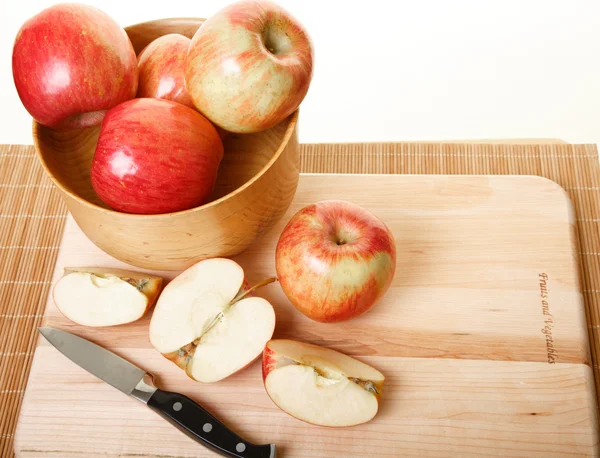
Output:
[[137, 34, 194, 108], [185, 0, 313, 133], [12, 4, 137, 129], [91, 98, 224, 214], [263, 339, 384, 427], [149, 258, 276, 383], [52, 267, 163, 327], [276, 200, 396, 322]]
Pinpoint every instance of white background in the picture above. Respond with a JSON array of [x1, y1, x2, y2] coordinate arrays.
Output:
[[1, 0, 599, 146]]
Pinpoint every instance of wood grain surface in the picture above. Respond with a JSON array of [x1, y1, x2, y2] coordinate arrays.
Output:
[[14, 174, 599, 457]]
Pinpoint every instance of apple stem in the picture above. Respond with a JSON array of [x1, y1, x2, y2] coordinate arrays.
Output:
[[232, 277, 278, 303]]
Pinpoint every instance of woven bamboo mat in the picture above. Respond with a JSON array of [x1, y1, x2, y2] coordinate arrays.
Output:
[[1, 141, 600, 457]]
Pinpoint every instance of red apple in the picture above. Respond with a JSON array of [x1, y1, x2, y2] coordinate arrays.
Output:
[[91, 98, 223, 214], [276, 200, 396, 322], [137, 34, 194, 108], [185, 0, 313, 133], [12, 4, 137, 130]]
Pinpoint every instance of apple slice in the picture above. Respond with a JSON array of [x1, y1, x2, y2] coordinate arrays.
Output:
[[262, 339, 384, 427], [53, 267, 163, 327], [149, 258, 276, 383]]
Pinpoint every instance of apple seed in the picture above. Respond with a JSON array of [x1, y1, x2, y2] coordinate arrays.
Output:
[[349, 377, 379, 395], [121, 277, 148, 291]]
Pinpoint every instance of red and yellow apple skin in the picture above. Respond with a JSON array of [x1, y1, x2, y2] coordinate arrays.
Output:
[[261, 341, 279, 381], [261, 341, 301, 382], [137, 34, 194, 109], [185, 0, 313, 133], [12, 4, 137, 130], [275, 200, 396, 322], [91, 98, 223, 214]]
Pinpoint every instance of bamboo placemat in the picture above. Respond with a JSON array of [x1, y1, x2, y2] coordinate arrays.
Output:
[[1, 141, 599, 457]]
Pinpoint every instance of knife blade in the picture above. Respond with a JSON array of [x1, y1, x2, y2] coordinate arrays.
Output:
[[38, 327, 276, 458]]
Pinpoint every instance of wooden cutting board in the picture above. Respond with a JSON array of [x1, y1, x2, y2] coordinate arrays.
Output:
[[14, 174, 599, 457]]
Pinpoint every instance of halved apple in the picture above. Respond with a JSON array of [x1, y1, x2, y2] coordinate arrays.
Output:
[[149, 258, 276, 383], [263, 339, 385, 427], [53, 267, 163, 327]]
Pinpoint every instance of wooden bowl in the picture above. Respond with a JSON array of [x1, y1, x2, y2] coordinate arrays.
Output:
[[33, 18, 300, 271]]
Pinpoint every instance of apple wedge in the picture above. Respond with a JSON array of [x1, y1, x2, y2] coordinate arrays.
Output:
[[149, 258, 276, 383], [263, 339, 385, 427], [53, 267, 163, 327]]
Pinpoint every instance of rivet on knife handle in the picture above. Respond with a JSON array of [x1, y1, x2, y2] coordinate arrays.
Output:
[[147, 389, 276, 458]]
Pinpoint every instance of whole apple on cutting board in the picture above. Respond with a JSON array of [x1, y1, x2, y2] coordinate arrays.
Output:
[[276, 200, 397, 322], [12, 3, 137, 129], [186, 0, 314, 133]]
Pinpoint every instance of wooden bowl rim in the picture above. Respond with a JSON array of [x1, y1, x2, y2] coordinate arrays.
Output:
[[124, 17, 206, 30], [33, 110, 298, 218]]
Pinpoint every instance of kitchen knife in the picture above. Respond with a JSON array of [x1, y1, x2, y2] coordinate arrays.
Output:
[[38, 327, 276, 458]]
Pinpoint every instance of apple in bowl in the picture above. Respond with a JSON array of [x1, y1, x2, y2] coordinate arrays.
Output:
[[276, 200, 396, 322], [91, 98, 223, 214], [263, 339, 385, 427], [185, 0, 313, 133], [137, 34, 194, 108], [12, 4, 137, 129]]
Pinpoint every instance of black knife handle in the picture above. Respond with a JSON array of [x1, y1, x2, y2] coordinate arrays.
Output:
[[147, 389, 275, 458]]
